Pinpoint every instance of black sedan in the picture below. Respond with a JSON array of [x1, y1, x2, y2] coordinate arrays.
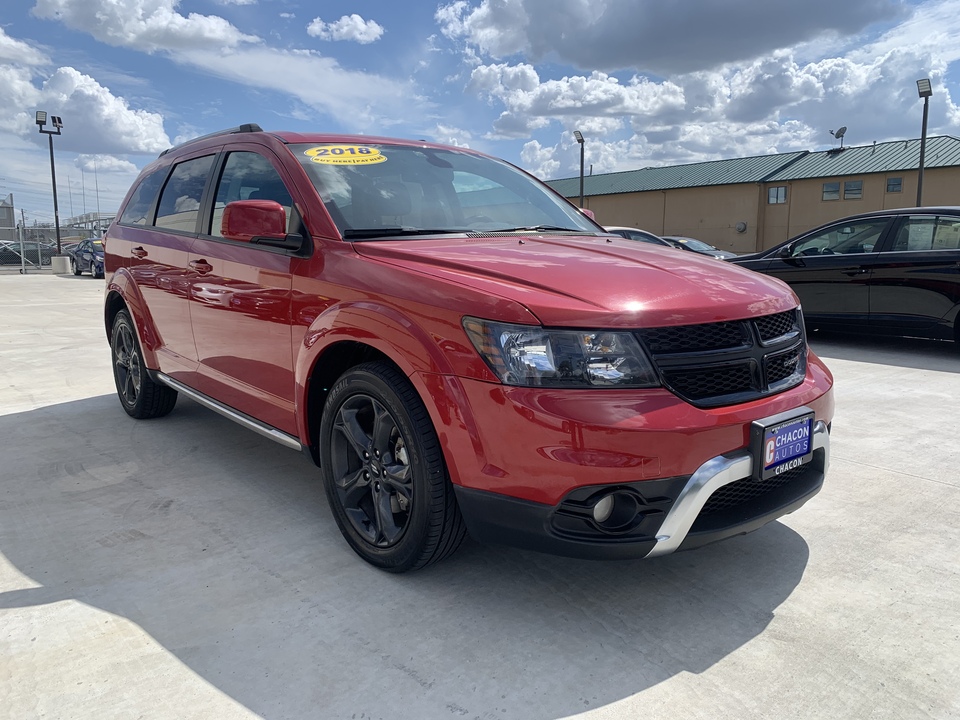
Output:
[[67, 238, 105, 278], [731, 207, 960, 343]]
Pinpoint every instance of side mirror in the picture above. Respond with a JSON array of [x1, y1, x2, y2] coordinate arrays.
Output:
[[580, 208, 596, 221], [222, 200, 288, 243], [777, 244, 794, 258], [222, 200, 304, 251]]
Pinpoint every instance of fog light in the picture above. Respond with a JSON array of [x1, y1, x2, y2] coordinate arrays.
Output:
[[592, 494, 615, 523]]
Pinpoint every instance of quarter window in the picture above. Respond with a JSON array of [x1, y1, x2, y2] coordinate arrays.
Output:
[[886, 177, 902, 193], [843, 180, 863, 200], [822, 182, 840, 201], [768, 186, 787, 204], [119, 166, 168, 226], [155, 155, 215, 232]]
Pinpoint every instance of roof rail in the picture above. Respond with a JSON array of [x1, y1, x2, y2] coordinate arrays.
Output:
[[159, 123, 264, 157]]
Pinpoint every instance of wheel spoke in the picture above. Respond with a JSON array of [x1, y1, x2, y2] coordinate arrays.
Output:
[[334, 407, 372, 461], [380, 462, 412, 501], [370, 401, 395, 455], [371, 484, 402, 545], [337, 467, 371, 507]]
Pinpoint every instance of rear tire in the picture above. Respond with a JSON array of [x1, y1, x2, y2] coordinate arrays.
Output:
[[110, 310, 177, 419], [319, 362, 465, 572], [73, 259, 82, 276]]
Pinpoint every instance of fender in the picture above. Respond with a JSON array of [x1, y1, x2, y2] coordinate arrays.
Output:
[[104, 267, 162, 369], [293, 298, 501, 474]]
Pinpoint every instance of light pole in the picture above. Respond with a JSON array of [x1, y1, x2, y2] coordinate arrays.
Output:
[[574, 130, 585, 208], [916, 78, 932, 207], [36, 111, 64, 255]]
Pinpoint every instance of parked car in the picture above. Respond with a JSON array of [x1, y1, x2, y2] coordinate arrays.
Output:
[[731, 207, 960, 343], [104, 124, 834, 572], [662, 235, 738, 260], [604, 225, 675, 247], [67, 238, 105, 278], [0, 240, 55, 266]]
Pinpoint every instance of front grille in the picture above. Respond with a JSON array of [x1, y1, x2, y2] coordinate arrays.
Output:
[[662, 362, 755, 401], [641, 321, 747, 353], [700, 464, 809, 514], [755, 310, 801, 343], [636, 309, 806, 407]]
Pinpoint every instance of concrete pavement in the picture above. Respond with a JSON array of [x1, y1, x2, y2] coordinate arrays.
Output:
[[1, 272, 958, 719]]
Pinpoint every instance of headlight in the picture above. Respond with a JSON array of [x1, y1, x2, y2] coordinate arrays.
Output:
[[463, 317, 660, 388]]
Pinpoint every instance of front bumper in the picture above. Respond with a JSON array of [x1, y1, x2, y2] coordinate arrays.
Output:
[[454, 420, 830, 560]]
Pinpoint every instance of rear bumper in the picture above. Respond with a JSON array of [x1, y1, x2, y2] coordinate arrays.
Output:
[[455, 420, 830, 560]]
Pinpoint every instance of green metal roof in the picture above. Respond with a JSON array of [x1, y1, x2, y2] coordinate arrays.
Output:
[[546, 151, 807, 197], [764, 135, 960, 181], [545, 136, 960, 198]]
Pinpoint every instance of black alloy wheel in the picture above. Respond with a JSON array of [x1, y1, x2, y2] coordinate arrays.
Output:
[[110, 310, 177, 419], [319, 362, 465, 572]]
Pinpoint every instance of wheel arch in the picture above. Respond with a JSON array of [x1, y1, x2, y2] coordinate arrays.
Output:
[[296, 300, 463, 468], [104, 270, 160, 369]]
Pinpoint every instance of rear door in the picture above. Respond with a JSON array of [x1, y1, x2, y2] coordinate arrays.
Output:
[[187, 147, 302, 435], [113, 152, 217, 381], [755, 216, 893, 329], [868, 213, 960, 339]]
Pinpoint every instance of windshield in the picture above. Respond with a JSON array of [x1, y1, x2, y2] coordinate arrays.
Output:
[[290, 143, 599, 240]]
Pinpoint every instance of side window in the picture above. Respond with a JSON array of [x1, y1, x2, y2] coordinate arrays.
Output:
[[210, 152, 294, 237], [792, 219, 889, 257], [155, 155, 215, 232], [119, 166, 168, 226], [892, 216, 960, 252]]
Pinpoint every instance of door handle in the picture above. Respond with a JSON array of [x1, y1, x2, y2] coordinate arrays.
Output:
[[842, 268, 869, 276], [131, 246, 148, 258], [189, 259, 213, 274]]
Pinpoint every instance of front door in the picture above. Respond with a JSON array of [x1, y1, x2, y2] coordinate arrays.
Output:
[[187, 149, 300, 435]]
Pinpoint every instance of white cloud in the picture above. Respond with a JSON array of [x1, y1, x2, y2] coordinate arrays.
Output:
[[0, 25, 48, 66], [32, 0, 258, 52], [436, 0, 905, 74], [306, 14, 385, 44]]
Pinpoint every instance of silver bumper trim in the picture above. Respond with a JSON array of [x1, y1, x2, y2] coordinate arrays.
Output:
[[644, 419, 830, 558], [156, 373, 303, 452]]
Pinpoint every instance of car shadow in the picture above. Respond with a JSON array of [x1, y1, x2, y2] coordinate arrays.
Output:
[[0, 395, 811, 719], [809, 329, 959, 373]]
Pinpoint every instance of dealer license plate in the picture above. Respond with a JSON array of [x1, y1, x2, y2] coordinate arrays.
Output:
[[752, 410, 815, 481]]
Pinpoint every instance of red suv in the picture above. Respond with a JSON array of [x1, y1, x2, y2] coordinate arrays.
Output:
[[104, 125, 834, 572]]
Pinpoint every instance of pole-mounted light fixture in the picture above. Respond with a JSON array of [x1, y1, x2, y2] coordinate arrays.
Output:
[[574, 130, 585, 209], [916, 79, 932, 206], [36, 110, 65, 255]]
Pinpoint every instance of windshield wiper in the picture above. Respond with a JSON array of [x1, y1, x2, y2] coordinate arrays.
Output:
[[493, 225, 583, 233], [342, 228, 465, 240]]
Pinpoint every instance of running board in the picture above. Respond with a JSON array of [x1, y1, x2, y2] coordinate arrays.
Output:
[[156, 373, 303, 452]]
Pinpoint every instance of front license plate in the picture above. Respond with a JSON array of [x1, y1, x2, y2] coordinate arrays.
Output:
[[752, 410, 815, 481]]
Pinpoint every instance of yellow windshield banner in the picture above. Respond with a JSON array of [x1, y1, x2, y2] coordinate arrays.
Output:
[[304, 146, 387, 165]]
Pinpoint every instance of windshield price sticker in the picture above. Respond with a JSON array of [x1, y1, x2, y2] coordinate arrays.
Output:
[[304, 145, 387, 165], [755, 411, 814, 481]]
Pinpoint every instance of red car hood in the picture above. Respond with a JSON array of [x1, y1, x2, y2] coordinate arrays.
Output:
[[353, 234, 796, 327]]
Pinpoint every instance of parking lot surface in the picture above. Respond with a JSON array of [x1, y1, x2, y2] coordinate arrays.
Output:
[[1, 272, 958, 720]]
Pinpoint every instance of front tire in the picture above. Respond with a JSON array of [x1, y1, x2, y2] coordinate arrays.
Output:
[[110, 310, 177, 419], [319, 362, 465, 572]]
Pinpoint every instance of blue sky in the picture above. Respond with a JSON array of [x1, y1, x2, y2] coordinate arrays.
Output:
[[1, 0, 958, 225]]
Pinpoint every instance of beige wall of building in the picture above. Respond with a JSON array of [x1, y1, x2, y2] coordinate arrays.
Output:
[[585, 166, 960, 253]]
